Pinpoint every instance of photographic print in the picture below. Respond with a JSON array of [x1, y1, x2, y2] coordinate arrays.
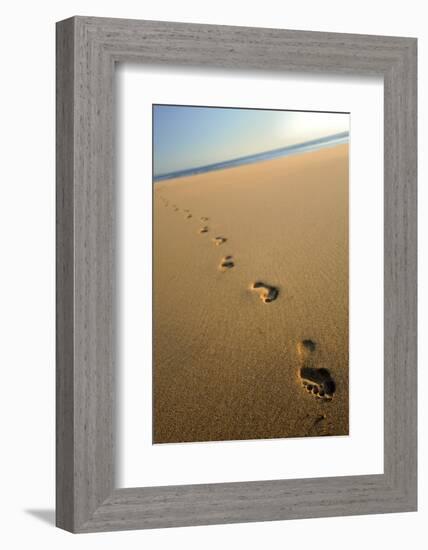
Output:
[[153, 104, 349, 444]]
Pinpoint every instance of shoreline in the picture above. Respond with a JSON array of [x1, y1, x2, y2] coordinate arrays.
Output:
[[154, 132, 349, 182]]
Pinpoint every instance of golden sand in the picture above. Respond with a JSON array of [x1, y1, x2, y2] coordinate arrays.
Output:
[[153, 144, 349, 443]]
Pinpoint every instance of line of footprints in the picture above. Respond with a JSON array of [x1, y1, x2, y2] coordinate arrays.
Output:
[[160, 195, 336, 401], [161, 196, 279, 303]]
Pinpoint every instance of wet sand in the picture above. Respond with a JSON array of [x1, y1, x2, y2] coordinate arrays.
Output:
[[153, 143, 349, 443]]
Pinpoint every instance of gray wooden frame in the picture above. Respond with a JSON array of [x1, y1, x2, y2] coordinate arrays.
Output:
[[56, 16, 417, 533]]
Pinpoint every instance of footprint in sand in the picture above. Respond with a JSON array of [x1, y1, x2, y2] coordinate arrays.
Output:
[[200, 216, 209, 222], [251, 282, 279, 303], [199, 226, 209, 234], [219, 255, 235, 271], [297, 340, 336, 401], [213, 236, 227, 246], [185, 213, 192, 219]]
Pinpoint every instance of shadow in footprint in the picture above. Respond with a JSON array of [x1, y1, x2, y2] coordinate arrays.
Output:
[[219, 256, 235, 271], [297, 340, 336, 401], [213, 236, 227, 246], [199, 226, 209, 233], [251, 281, 279, 303]]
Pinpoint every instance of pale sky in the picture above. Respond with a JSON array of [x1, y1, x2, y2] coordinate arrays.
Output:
[[153, 105, 349, 176]]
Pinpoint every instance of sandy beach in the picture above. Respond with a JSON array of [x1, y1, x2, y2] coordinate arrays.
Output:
[[153, 143, 349, 443]]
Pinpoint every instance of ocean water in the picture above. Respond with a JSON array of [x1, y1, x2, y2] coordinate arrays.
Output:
[[153, 131, 349, 182]]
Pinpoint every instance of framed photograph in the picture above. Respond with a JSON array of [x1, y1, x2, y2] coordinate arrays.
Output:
[[56, 16, 417, 532], [151, 104, 349, 444]]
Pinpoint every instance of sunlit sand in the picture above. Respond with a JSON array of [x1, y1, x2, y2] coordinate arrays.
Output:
[[153, 143, 349, 443]]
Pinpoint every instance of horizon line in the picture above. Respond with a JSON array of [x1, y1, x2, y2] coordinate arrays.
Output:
[[153, 131, 349, 182]]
